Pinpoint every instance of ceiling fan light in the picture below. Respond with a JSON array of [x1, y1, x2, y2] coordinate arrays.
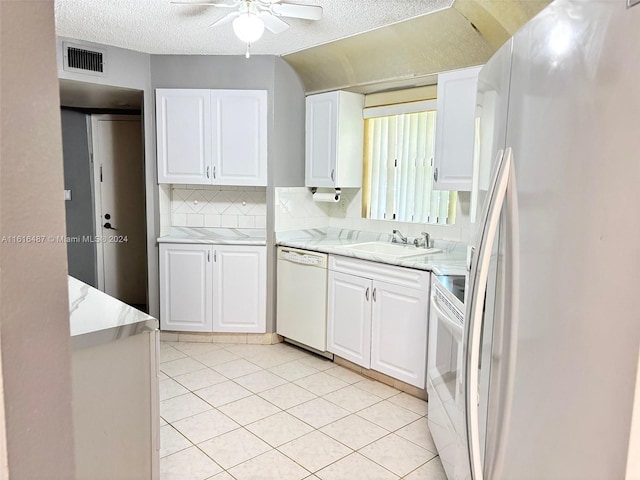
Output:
[[232, 13, 265, 44]]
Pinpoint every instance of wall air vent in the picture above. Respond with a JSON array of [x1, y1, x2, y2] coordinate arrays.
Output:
[[62, 42, 107, 77]]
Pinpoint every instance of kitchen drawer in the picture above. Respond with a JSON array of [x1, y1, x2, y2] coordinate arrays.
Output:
[[329, 254, 430, 290]]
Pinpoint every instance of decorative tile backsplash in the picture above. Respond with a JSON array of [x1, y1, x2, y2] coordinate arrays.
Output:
[[171, 185, 267, 229], [274, 187, 330, 232], [275, 187, 471, 242]]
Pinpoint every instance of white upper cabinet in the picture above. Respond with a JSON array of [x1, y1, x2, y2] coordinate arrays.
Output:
[[156, 88, 267, 186], [433, 66, 482, 191], [305, 91, 364, 188], [156, 89, 211, 184], [212, 90, 267, 186]]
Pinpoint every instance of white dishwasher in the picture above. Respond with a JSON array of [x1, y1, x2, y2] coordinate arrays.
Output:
[[276, 246, 330, 355]]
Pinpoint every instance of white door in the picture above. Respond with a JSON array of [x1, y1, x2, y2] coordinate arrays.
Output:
[[371, 280, 428, 388], [327, 271, 372, 368], [212, 245, 266, 333], [305, 92, 337, 188], [159, 243, 213, 332], [92, 115, 146, 307], [212, 90, 267, 186], [156, 89, 211, 184]]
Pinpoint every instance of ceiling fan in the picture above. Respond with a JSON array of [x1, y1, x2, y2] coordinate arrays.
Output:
[[171, 0, 323, 57]]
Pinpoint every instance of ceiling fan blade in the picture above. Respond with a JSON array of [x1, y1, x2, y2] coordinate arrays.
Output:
[[258, 12, 290, 34], [270, 3, 322, 20], [170, 1, 238, 7], [210, 11, 240, 27]]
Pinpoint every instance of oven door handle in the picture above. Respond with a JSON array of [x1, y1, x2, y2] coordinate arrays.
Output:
[[430, 292, 464, 341]]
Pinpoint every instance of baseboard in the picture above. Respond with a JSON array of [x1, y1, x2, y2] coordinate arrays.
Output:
[[159, 331, 283, 345]]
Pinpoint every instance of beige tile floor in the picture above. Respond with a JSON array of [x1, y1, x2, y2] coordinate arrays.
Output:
[[160, 341, 447, 480]]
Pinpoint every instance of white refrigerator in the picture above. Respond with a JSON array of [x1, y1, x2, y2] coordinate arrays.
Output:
[[462, 1, 640, 479]]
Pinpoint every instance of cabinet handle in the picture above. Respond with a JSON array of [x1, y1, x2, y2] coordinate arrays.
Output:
[[213, 166, 216, 179], [365, 287, 370, 301], [331, 169, 335, 182], [207, 251, 210, 262], [372, 288, 377, 302], [434, 167, 439, 182], [206, 166, 210, 179], [214, 250, 217, 262]]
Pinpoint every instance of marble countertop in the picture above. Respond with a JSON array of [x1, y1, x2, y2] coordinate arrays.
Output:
[[276, 228, 468, 276], [69, 276, 158, 348], [157, 227, 267, 245]]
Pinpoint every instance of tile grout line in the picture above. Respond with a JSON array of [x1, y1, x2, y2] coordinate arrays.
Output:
[[159, 341, 439, 479]]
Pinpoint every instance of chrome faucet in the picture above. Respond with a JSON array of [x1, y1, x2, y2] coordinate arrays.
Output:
[[413, 231, 432, 249], [392, 229, 408, 244]]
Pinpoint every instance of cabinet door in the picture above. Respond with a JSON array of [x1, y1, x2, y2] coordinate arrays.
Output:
[[156, 89, 212, 184], [327, 271, 372, 368], [433, 66, 482, 191], [212, 90, 267, 186], [159, 243, 212, 332], [305, 92, 337, 188], [212, 246, 266, 333], [371, 280, 429, 388]]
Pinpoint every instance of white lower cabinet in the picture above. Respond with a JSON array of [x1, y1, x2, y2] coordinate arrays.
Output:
[[160, 243, 266, 333], [212, 246, 266, 333], [160, 243, 213, 332], [327, 255, 430, 388], [327, 271, 372, 367], [370, 280, 429, 388]]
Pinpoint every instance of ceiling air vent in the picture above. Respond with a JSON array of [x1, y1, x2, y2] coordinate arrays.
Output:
[[62, 42, 107, 77]]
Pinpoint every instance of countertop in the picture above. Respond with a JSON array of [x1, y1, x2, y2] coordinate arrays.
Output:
[[157, 227, 267, 245], [69, 276, 158, 348], [276, 228, 468, 276]]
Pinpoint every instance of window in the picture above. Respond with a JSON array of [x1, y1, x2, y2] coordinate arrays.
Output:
[[362, 101, 457, 224]]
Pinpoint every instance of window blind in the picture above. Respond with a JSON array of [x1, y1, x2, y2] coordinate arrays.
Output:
[[364, 107, 456, 224]]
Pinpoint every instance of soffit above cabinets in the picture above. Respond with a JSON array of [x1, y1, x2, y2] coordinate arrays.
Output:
[[59, 79, 143, 110], [282, 0, 551, 94]]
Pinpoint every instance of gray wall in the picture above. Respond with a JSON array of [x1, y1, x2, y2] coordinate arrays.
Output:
[[1, 1, 76, 476], [58, 49, 307, 333], [267, 58, 306, 333], [151, 54, 306, 333], [272, 58, 306, 188], [61, 109, 97, 287], [57, 37, 160, 318]]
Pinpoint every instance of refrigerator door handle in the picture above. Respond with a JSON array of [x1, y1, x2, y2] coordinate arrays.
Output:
[[465, 147, 512, 480], [486, 150, 521, 480]]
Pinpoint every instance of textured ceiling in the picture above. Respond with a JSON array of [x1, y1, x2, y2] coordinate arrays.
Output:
[[54, 0, 452, 56]]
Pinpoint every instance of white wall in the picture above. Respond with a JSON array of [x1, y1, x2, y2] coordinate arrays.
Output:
[[1, 2, 75, 477]]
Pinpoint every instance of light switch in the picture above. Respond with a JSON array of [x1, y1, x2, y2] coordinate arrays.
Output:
[[64, 190, 72, 201]]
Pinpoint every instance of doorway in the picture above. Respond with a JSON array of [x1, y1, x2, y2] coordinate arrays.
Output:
[[60, 80, 148, 311], [91, 115, 146, 308]]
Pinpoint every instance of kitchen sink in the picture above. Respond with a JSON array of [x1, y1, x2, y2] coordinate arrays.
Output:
[[341, 241, 441, 259]]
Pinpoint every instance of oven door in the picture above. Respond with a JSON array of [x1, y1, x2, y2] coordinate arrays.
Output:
[[427, 281, 468, 480]]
